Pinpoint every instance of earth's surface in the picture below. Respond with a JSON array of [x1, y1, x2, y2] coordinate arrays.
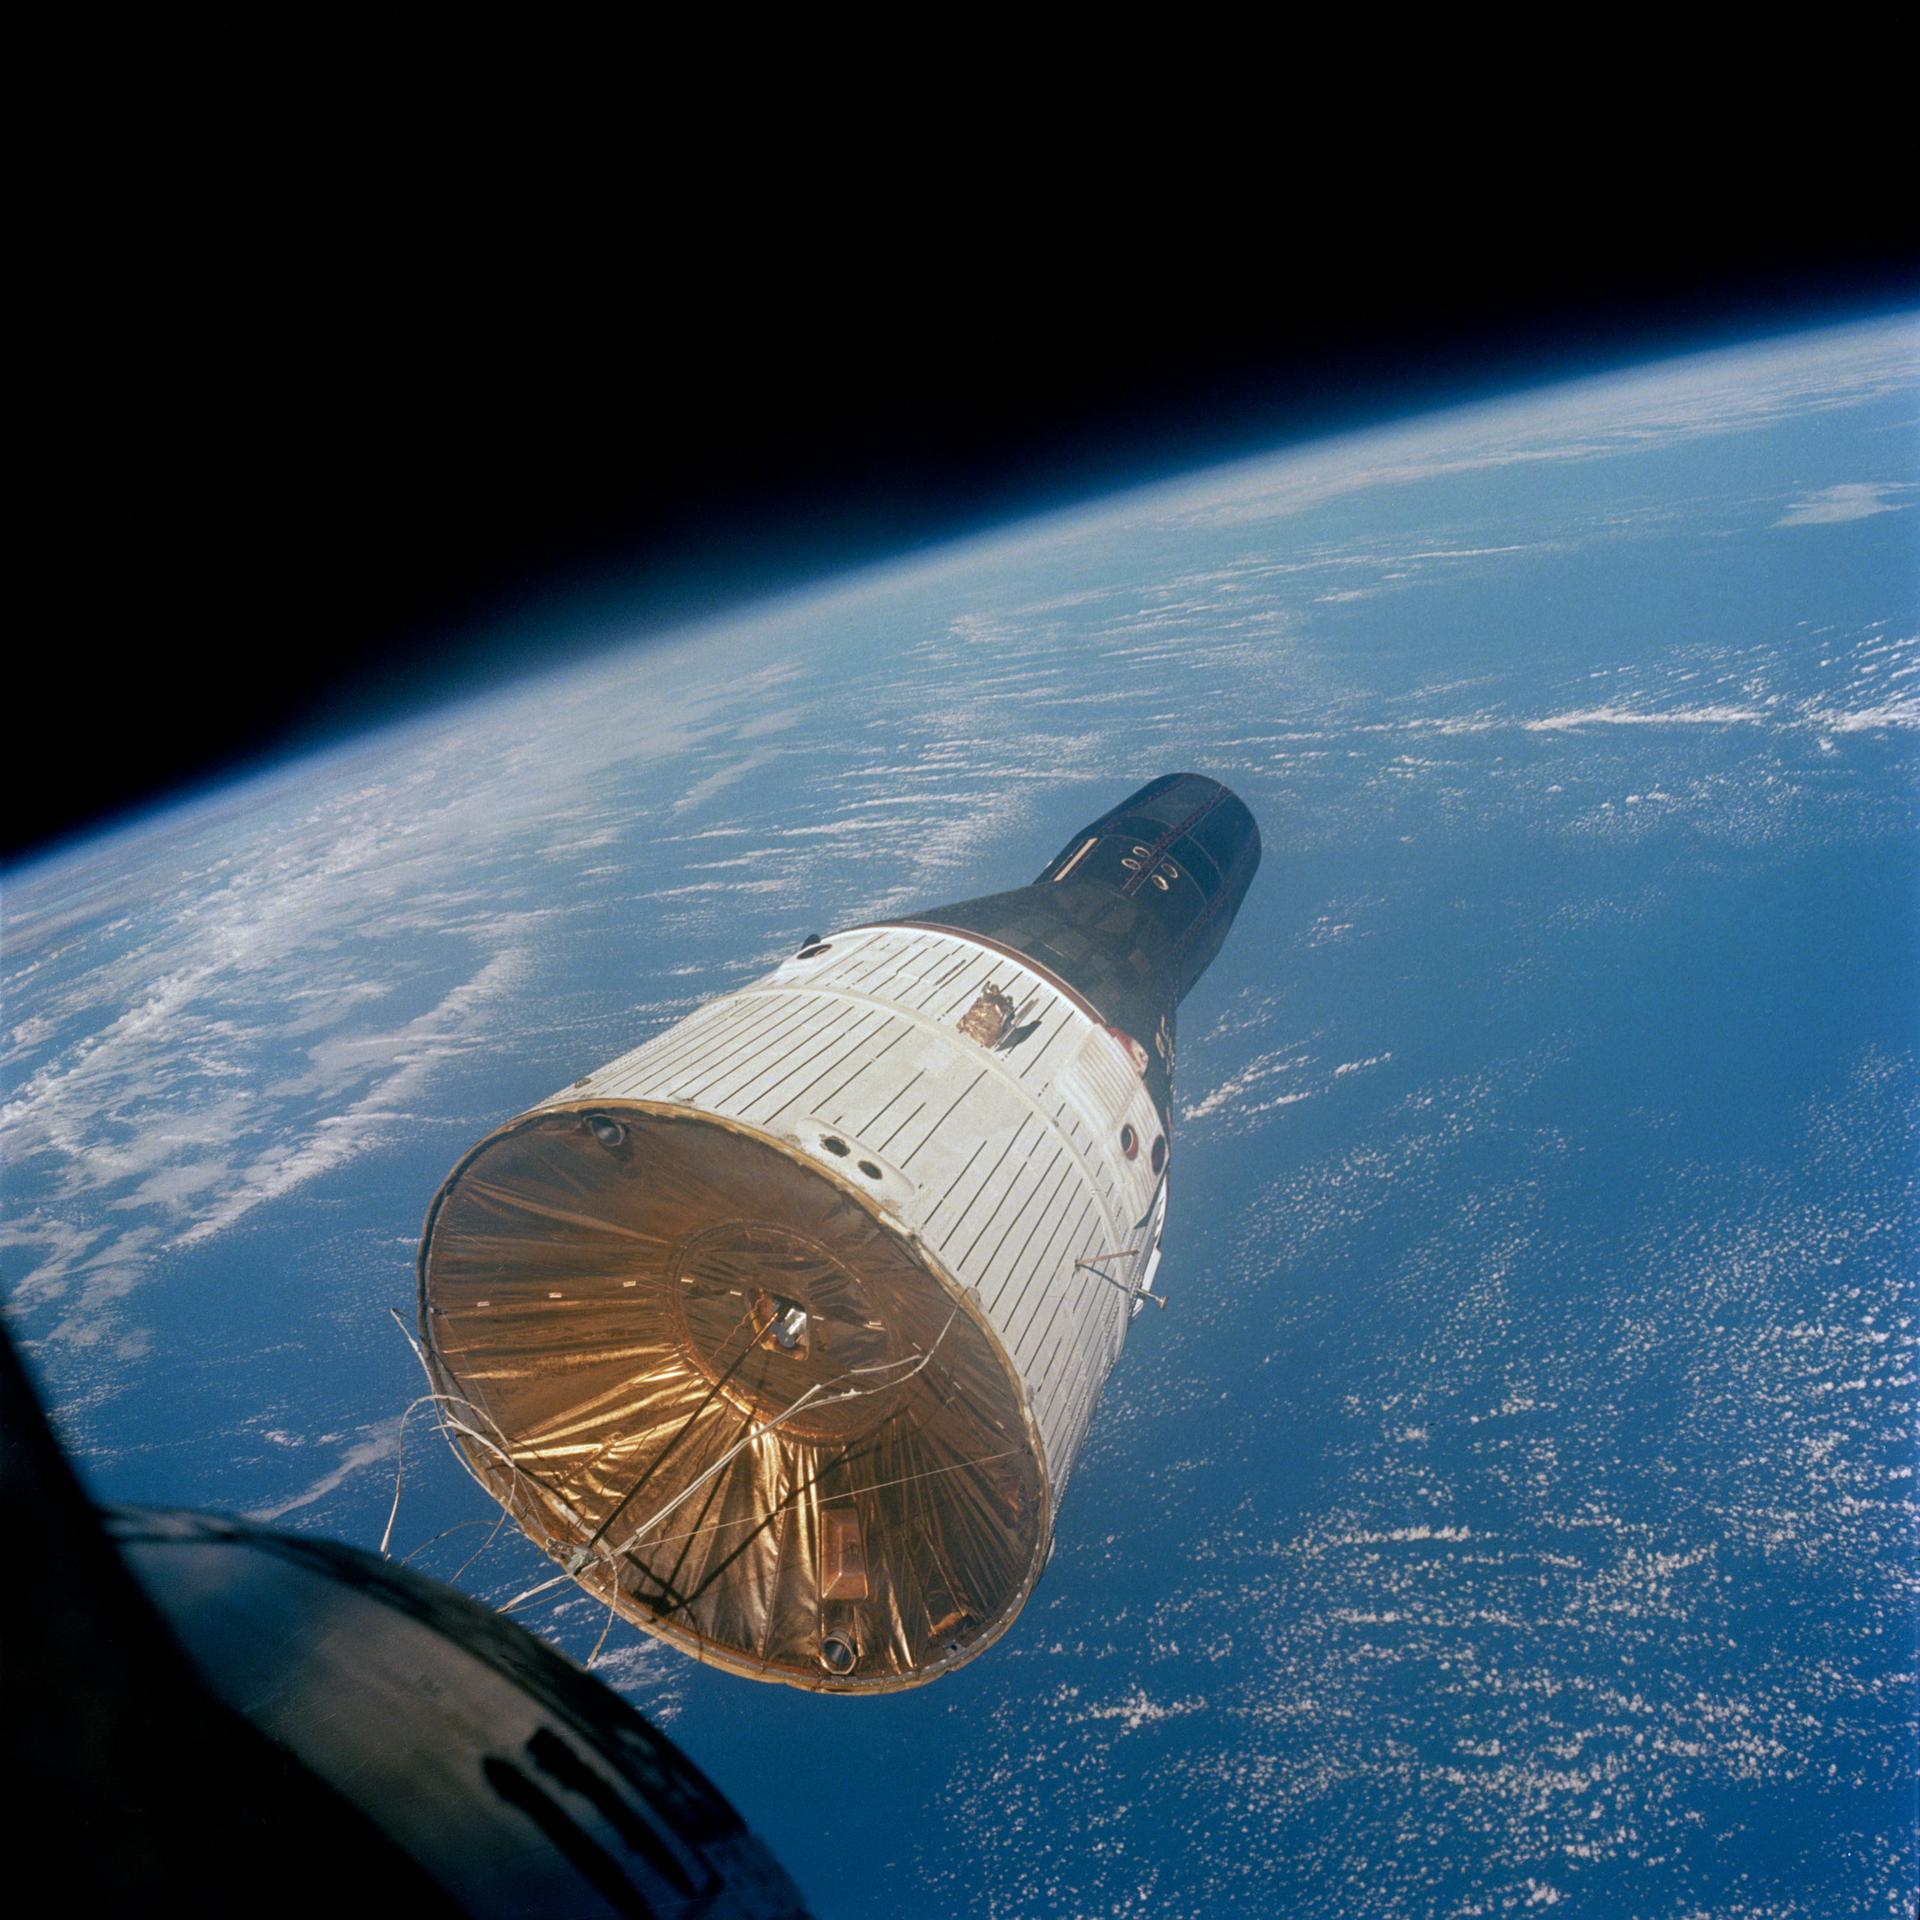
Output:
[[5, 316, 1917, 1919]]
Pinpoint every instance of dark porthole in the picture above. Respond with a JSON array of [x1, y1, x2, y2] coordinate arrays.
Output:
[[857, 1160, 883, 1180], [587, 1114, 626, 1150], [1150, 1135, 1167, 1174], [820, 1634, 857, 1675], [821, 1136, 850, 1157], [1120, 1123, 1139, 1159]]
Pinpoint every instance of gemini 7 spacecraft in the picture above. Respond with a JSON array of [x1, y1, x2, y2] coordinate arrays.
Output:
[[419, 773, 1259, 1691]]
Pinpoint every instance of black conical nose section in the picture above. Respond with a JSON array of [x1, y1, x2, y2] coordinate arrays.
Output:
[[1030, 774, 1262, 1007]]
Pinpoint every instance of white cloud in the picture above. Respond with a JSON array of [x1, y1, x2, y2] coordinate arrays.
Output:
[[1773, 481, 1912, 527], [670, 746, 783, 814], [247, 1421, 400, 1522], [1808, 697, 1920, 732], [1523, 705, 1767, 732]]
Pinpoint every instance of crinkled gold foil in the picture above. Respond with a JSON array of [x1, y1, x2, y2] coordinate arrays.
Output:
[[419, 1103, 1047, 1691]]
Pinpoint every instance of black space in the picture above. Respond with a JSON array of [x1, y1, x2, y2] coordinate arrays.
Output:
[[18, 127, 1918, 865]]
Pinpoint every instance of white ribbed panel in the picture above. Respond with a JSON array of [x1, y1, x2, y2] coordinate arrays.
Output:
[[542, 925, 1168, 1510]]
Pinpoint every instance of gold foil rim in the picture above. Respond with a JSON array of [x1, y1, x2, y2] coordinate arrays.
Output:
[[417, 1099, 1052, 1692]]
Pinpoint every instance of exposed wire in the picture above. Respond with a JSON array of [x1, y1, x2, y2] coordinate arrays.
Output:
[[618, 1445, 1023, 1552], [585, 1579, 622, 1669], [379, 1392, 449, 1557], [598, 1305, 960, 1563], [385, 1306, 592, 1570], [578, 1299, 761, 1556], [451, 1504, 514, 1582], [1075, 1251, 1163, 1309], [498, 1306, 964, 1619], [398, 1517, 495, 1570], [393, 1296, 974, 1649]]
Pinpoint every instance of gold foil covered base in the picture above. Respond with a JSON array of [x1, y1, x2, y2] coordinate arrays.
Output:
[[419, 1102, 1048, 1691]]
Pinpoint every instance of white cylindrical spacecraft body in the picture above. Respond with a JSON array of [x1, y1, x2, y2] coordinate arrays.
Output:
[[420, 775, 1259, 1691]]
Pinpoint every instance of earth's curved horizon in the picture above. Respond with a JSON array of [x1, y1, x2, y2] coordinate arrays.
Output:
[[5, 313, 1917, 1917]]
